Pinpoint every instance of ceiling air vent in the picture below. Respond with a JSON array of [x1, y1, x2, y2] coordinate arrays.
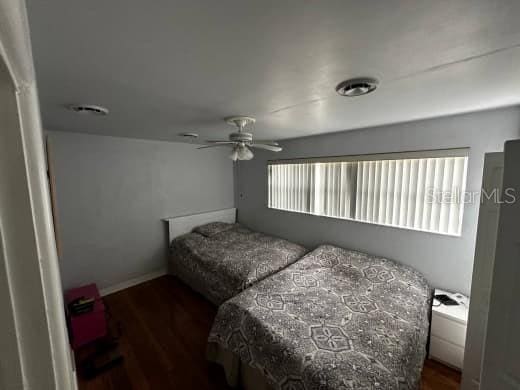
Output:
[[179, 132, 199, 139], [67, 104, 109, 116], [335, 77, 379, 97]]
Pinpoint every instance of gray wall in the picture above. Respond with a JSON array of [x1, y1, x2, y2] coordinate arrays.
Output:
[[48, 131, 234, 290], [236, 106, 520, 295]]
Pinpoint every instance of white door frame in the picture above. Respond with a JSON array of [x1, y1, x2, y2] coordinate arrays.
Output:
[[481, 140, 520, 389], [462, 152, 504, 390], [0, 0, 76, 388]]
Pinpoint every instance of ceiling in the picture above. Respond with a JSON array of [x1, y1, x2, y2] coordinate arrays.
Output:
[[27, 0, 520, 143]]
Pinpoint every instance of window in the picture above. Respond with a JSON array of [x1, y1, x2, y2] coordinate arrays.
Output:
[[268, 149, 468, 236]]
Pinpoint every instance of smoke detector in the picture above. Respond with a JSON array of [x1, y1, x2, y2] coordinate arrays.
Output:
[[335, 77, 379, 97], [67, 104, 109, 116]]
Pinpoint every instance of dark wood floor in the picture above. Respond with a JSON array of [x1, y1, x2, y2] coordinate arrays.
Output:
[[76, 275, 461, 390]]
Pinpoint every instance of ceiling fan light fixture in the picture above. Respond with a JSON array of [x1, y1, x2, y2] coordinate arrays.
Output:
[[237, 145, 254, 160], [229, 146, 239, 161], [335, 77, 378, 97], [228, 144, 254, 161]]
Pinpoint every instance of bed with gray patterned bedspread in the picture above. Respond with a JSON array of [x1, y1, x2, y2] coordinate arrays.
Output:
[[170, 223, 307, 305], [208, 244, 432, 390]]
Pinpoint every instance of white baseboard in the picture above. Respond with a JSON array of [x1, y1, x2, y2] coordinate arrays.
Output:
[[100, 268, 168, 297]]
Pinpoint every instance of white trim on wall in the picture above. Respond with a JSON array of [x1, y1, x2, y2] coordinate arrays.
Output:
[[99, 268, 168, 297]]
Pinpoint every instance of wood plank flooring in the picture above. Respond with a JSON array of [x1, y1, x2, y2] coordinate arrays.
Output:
[[76, 275, 461, 390]]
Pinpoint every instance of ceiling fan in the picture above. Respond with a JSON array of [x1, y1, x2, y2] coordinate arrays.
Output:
[[198, 116, 282, 161]]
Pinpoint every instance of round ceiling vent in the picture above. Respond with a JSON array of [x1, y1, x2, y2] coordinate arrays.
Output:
[[67, 104, 109, 116], [179, 132, 199, 139], [335, 77, 379, 97]]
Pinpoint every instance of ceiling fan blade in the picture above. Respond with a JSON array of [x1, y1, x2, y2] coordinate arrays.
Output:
[[197, 143, 234, 149], [250, 143, 283, 152], [253, 140, 279, 146], [205, 140, 234, 144]]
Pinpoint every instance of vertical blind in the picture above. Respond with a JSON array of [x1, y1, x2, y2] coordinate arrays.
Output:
[[268, 152, 468, 236]]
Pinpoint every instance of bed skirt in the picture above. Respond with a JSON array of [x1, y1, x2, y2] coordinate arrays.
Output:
[[206, 342, 273, 390]]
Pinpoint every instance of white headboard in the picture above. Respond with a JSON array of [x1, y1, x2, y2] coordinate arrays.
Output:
[[163, 208, 236, 243]]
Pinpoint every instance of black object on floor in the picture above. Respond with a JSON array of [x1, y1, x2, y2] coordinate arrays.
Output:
[[79, 339, 124, 379]]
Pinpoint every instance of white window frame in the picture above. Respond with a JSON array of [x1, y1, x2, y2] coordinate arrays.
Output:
[[267, 148, 469, 237]]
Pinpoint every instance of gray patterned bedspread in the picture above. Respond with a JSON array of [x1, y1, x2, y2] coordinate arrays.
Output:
[[208, 244, 432, 390], [170, 224, 307, 305]]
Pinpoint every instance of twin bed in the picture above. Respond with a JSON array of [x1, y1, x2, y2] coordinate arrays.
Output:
[[164, 208, 432, 390], [166, 208, 307, 305]]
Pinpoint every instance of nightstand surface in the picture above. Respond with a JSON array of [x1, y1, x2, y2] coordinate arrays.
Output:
[[432, 289, 469, 324], [429, 289, 469, 370]]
